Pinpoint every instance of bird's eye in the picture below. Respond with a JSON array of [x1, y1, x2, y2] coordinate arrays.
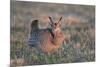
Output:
[[54, 23, 57, 26]]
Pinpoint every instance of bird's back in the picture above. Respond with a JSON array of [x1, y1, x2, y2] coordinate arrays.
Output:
[[28, 28, 53, 47]]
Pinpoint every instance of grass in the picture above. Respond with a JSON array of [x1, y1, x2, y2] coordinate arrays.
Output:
[[10, 1, 95, 66]]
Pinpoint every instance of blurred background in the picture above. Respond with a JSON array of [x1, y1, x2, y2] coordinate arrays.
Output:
[[10, 0, 95, 66]]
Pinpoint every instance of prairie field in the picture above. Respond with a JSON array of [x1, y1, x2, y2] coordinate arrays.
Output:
[[10, 1, 95, 66]]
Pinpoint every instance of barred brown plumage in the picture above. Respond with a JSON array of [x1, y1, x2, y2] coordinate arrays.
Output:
[[28, 17, 65, 53]]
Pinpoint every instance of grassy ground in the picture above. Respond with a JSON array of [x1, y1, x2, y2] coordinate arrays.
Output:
[[10, 1, 95, 66]]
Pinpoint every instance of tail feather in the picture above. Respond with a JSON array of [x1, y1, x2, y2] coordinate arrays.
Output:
[[31, 20, 39, 30], [29, 19, 39, 46], [30, 20, 39, 34]]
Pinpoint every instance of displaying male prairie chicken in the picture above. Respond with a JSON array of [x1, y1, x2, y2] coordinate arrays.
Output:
[[28, 17, 65, 53]]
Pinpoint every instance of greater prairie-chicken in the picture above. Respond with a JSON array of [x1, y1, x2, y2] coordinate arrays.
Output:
[[28, 17, 65, 53]]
